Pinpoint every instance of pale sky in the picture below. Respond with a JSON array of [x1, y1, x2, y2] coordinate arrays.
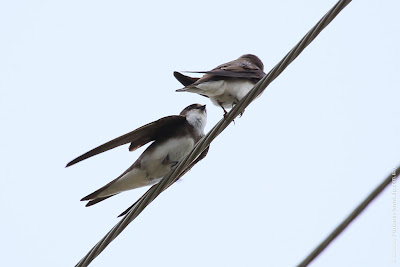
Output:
[[2, 1, 400, 266]]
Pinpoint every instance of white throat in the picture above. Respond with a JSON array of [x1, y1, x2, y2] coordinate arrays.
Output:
[[186, 110, 207, 135]]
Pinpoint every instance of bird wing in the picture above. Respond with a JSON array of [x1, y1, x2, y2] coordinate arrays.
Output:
[[66, 115, 186, 167], [186, 59, 265, 84]]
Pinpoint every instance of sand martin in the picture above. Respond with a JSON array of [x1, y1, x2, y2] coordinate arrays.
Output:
[[66, 104, 207, 206], [175, 54, 265, 115]]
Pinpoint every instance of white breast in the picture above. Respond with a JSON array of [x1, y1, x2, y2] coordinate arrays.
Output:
[[197, 79, 256, 108], [141, 137, 195, 179], [96, 137, 197, 197], [196, 80, 226, 97], [224, 79, 256, 100]]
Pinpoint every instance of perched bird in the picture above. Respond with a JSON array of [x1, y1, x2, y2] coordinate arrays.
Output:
[[175, 54, 266, 115], [66, 104, 208, 207]]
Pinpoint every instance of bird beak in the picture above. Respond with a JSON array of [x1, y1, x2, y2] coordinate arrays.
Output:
[[199, 105, 206, 111]]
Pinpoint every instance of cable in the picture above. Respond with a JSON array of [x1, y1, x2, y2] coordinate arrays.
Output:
[[75, 1, 352, 266], [297, 166, 400, 266]]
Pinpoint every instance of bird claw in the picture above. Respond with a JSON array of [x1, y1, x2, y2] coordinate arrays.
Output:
[[170, 161, 179, 168], [223, 112, 235, 124]]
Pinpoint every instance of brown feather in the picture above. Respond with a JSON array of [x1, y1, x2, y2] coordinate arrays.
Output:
[[85, 195, 115, 206], [185, 54, 266, 86], [66, 116, 186, 167], [173, 71, 199, 86]]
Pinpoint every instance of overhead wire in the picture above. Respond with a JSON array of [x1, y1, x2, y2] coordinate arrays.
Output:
[[297, 166, 400, 266], [76, 0, 352, 266]]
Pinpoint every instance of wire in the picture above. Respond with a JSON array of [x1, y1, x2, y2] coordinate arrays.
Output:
[[297, 166, 400, 266], [75, 0, 352, 266]]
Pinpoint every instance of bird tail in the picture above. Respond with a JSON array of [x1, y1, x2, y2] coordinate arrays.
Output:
[[117, 196, 142, 217], [173, 71, 199, 86], [85, 195, 116, 206], [81, 168, 148, 206], [80, 177, 120, 206]]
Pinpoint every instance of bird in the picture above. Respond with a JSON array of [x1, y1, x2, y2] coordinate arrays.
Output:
[[66, 104, 208, 207], [175, 54, 266, 115]]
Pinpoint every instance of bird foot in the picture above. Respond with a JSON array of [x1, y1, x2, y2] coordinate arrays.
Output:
[[170, 161, 179, 168]]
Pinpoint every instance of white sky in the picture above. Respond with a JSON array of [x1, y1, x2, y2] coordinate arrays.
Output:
[[1, 1, 400, 266]]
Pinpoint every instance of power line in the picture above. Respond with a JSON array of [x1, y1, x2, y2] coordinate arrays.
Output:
[[297, 166, 400, 266], [75, 0, 352, 266]]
